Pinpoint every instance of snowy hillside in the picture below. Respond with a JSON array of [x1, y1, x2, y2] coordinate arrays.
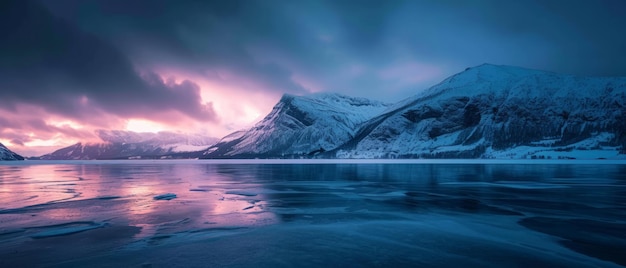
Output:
[[202, 93, 390, 158], [40, 130, 218, 160], [0, 143, 24, 160], [334, 64, 626, 159], [199, 64, 626, 159]]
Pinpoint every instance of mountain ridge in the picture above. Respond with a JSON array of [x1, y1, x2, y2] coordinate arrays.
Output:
[[333, 64, 626, 159], [39, 130, 218, 160], [21, 64, 626, 160], [0, 143, 24, 160], [204, 64, 626, 159], [202, 92, 391, 158]]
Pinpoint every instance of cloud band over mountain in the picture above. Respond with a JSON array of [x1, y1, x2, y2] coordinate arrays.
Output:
[[1, 0, 625, 156]]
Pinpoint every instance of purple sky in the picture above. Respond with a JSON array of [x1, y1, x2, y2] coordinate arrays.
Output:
[[1, 0, 626, 156]]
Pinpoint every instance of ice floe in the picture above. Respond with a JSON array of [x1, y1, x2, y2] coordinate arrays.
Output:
[[189, 188, 210, 192], [153, 193, 177, 200], [225, 191, 257, 197]]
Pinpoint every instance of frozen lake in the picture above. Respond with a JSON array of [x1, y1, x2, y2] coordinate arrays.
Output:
[[0, 160, 625, 267]]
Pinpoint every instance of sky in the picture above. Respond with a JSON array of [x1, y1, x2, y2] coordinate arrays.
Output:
[[1, 0, 626, 156]]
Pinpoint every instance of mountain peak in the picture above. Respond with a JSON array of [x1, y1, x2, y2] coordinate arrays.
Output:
[[407, 63, 558, 102], [470, 63, 501, 69], [278, 92, 389, 110], [279, 92, 352, 102], [458, 63, 546, 80], [203, 92, 390, 158], [0, 143, 25, 160]]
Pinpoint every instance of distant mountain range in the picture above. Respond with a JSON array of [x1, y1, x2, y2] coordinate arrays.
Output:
[[8, 64, 625, 160], [38, 130, 218, 160], [0, 143, 24, 160], [202, 64, 626, 159]]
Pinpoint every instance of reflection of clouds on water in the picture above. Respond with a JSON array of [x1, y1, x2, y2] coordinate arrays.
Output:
[[0, 162, 281, 242], [0, 161, 625, 267], [0, 165, 84, 209]]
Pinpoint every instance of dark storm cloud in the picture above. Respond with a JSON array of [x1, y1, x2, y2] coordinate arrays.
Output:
[[0, 0, 216, 122], [2, 0, 626, 110], [410, 0, 626, 76], [39, 0, 321, 94], [34, 0, 626, 102]]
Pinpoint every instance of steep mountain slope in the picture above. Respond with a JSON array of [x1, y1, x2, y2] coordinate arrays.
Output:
[[40, 130, 218, 160], [334, 64, 626, 159], [202, 93, 390, 158], [0, 143, 24, 160]]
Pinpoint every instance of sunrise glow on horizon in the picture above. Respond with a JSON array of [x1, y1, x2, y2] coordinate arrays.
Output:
[[2, 0, 626, 157]]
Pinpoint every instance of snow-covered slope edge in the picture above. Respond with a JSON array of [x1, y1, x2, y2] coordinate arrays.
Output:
[[202, 93, 390, 158], [0, 143, 24, 160], [332, 64, 626, 159], [40, 130, 218, 160]]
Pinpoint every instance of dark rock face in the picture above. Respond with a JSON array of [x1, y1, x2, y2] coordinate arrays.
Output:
[[283, 97, 314, 127], [402, 106, 443, 123]]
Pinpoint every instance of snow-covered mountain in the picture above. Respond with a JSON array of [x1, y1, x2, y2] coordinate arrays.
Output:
[[334, 64, 626, 159], [202, 93, 390, 158], [202, 64, 626, 159], [0, 143, 24, 160], [37, 64, 623, 160], [40, 130, 218, 160]]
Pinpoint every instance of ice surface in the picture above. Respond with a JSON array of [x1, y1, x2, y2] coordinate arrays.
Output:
[[0, 160, 625, 267], [440, 181, 569, 189], [30, 222, 105, 239]]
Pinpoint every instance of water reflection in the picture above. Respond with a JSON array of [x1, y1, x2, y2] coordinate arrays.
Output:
[[0, 161, 625, 267], [1, 163, 624, 219]]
